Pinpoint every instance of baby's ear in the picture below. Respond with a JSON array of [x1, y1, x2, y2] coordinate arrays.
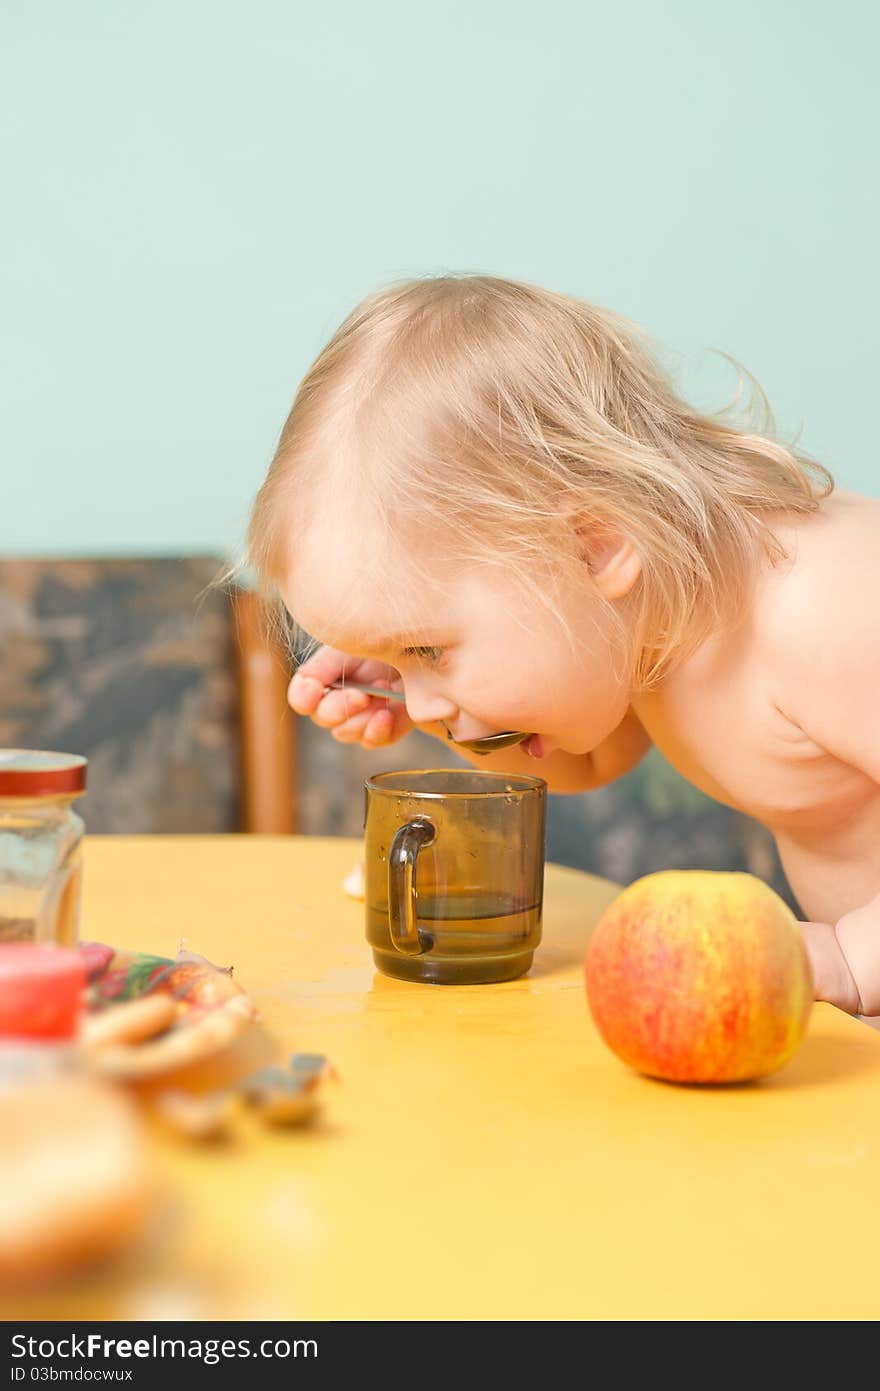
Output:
[[573, 517, 642, 600]]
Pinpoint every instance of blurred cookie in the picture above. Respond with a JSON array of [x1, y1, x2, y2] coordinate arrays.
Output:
[[0, 1074, 152, 1285]]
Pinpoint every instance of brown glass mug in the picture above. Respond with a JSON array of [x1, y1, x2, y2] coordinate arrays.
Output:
[[364, 769, 547, 985]]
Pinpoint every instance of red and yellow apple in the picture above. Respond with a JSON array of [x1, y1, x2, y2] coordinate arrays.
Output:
[[584, 871, 813, 1083]]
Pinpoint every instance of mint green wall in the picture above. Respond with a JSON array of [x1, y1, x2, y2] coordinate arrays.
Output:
[[3, 2, 877, 558]]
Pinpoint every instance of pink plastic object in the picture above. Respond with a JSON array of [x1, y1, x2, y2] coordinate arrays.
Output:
[[0, 944, 86, 1040]]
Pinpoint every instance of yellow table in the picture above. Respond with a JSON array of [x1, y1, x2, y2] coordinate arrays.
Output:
[[24, 836, 880, 1320]]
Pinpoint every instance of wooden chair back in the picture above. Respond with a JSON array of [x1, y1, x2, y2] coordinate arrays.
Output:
[[0, 558, 297, 834]]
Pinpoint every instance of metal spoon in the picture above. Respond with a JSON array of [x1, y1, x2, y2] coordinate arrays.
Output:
[[452, 730, 531, 755], [324, 681, 531, 755]]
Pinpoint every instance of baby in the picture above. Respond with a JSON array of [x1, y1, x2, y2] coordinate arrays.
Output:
[[245, 274, 880, 1023]]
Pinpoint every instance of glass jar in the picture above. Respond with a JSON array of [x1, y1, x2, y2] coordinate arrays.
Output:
[[0, 751, 87, 946]]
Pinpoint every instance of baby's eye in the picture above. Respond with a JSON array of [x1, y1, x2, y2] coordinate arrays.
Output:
[[402, 645, 445, 665]]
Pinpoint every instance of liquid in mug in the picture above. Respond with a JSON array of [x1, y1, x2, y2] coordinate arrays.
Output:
[[367, 887, 542, 984]]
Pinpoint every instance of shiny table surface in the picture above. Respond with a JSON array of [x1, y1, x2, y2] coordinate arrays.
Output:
[[21, 835, 880, 1320]]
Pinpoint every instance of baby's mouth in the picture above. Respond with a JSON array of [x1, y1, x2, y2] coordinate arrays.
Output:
[[441, 723, 532, 754], [442, 724, 556, 759], [523, 735, 562, 759]]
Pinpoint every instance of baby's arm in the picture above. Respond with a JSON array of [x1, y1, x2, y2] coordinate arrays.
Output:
[[763, 576, 880, 1017], [802, 895, 880, 1018]]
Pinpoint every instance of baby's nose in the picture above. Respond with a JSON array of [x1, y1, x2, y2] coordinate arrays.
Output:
[[403, 689, 458, 727]]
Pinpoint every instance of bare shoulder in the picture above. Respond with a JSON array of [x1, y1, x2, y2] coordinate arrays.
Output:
[[755, 487, 880, 713]]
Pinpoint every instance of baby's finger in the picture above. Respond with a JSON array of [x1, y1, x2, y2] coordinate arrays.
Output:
[[362, 707, 397, 747], [332, 705, 397, 743], [330, 711, 374, 744], [310, 687, 372, 728], [288, 647, 353, 713], [288, 673, 326, 715]]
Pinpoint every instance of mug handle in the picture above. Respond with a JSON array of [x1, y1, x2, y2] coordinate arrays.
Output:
[[388, 818, 436, 955]]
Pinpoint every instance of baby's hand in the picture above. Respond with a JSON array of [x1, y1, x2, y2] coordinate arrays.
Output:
[[800, 919, 862, 1015], [287, 646, 413, 748]]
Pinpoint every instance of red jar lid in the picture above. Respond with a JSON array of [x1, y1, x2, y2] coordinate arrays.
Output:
[[0, 750, 87, 798]]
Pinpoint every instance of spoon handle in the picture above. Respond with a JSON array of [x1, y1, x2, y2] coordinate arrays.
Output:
[[325, 680, 406, 703]]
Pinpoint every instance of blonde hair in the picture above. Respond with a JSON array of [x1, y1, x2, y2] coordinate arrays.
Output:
[[246, 274, 832, 689]]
